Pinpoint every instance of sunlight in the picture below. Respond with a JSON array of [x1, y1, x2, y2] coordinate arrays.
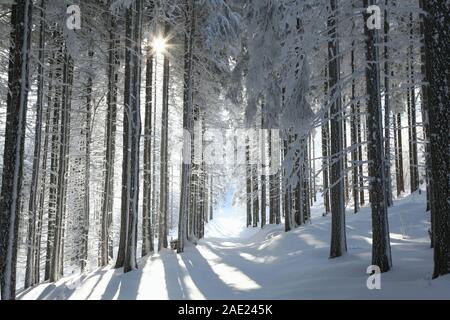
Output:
[[152, 36, 167, 55], [198, 246, 261, 291]]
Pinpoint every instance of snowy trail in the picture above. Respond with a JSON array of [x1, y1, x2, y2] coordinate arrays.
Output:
[[18, 193, 450, 300]]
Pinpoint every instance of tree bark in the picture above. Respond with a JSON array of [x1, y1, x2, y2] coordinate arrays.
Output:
[[422, 0, 450, 278], [178, 0, 196, 253], [81, 50, 94, 272], [0, 0, 33, 300], [328, 0, 346, 258], [45, 40, 63, 280], [124, 0, 143, 272], [50, 51, 73, 282], [246, 135, 252, 227], [158, 22, 170, 251], [100, 13, 119, 267], [383, 0, 393, 207], [142, 45, 154, 256], [418, 0, 432, 214], [260, 106, 267, 228], [363, 0, 392, 273], [25, 0, 45, 288], [116, 0, 143, 272], [397, 113, 405, 195], [408, 12, 419, 194], [322, 68, 331, 215]]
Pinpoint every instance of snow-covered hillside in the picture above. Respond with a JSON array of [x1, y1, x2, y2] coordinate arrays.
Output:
[[18, 192, 450, 300]]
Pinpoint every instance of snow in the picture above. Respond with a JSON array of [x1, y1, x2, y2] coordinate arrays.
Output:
[[18, 191, 450, 300]]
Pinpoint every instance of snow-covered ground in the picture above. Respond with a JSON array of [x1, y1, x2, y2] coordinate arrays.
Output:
[[18, 192, 450, 300]]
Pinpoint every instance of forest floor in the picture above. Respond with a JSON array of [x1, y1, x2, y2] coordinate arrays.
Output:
[[18, 191, 450, 300]]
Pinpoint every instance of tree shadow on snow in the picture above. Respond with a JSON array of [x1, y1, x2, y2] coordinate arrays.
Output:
[[160, 250, 189, 299], [179, 245, 240, 299], [100, 267, 143, 300]]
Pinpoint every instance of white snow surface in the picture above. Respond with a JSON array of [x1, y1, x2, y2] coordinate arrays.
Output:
[[18, 192, 450, 300]]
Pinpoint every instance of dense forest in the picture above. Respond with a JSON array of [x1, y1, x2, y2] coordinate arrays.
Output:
[[0, 0, 448, 300]]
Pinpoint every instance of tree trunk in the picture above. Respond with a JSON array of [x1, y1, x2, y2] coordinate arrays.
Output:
[[0, 0, 33, 300], [343, 109, 349, 206], [100, 14, 119, 267], [302, 138, 310, 223], [350, 31, 359, 214], [310, 133, 316, 204], [408, 13, 419, 194], [260, 106, 266, 228], [328, 0, 346, 258], [383, 0, 393, 207], [252, 131, 259, 228], [293, 136, 301, 226], [393, 114, 400, 196], [124, 0, 143, 272], [209, 175, 213, 221], [116, 0, 143, 272], [34, 59, 54, 284], [25, 0, 45, 288], [357, 102, 365, 205], [283, 135, 292, 232], [322, 68, 331, 215], [363, 0, 392, 273], [178, 0, 196, 253], [422, 0, 450, 278], [142, 45, 154, 256], [50, 51, 73, 282], [116, 3, 133, 270], [81, 50, 94, 272], [45, 41, 63, 280], [246, 135, 252, 227], [397, 113, 405, 195], [268, 130, 276, 224], [418, 0, 432, 214], [158, 22, 170, 251]]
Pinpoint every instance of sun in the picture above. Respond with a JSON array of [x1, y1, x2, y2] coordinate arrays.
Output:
[[152, 36, 167, 55]]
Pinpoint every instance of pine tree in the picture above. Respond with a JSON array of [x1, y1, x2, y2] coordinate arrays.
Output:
[[50, 50, 73, 282], [45, 39, 63, 280], [422, 0, 450, 278], [328, 0, 346, 258], [246, 135, 252, 227], [178, 0, 196, 253], [81, 49, 94, 272], [142, 44, 154, 256], [0, 0, 33, 300], [158, 21, 170, 251], [116, 0, 143, 272], [407, 12, 419, 194], [395, 113, 405, 195], [383, 0, 393, 207], [363, 0, 392, 273], [100, 10, 119, 267], [260, 105, 267, 228], [25, 0, 46, 288]]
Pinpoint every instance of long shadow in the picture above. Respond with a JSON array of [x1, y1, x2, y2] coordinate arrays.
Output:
[[36, 284, 57, 300], [160, 250, 188, 299], [201, 241, 273, 289], [83, 269, 114, 300], [101, 268, 124, 300], [180, 245, 241, 299], [116, 266, 145, 300], [202, 223, 375, 290]]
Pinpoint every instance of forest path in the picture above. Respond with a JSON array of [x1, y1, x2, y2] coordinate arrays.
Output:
[[18, 192, 450, 299]]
